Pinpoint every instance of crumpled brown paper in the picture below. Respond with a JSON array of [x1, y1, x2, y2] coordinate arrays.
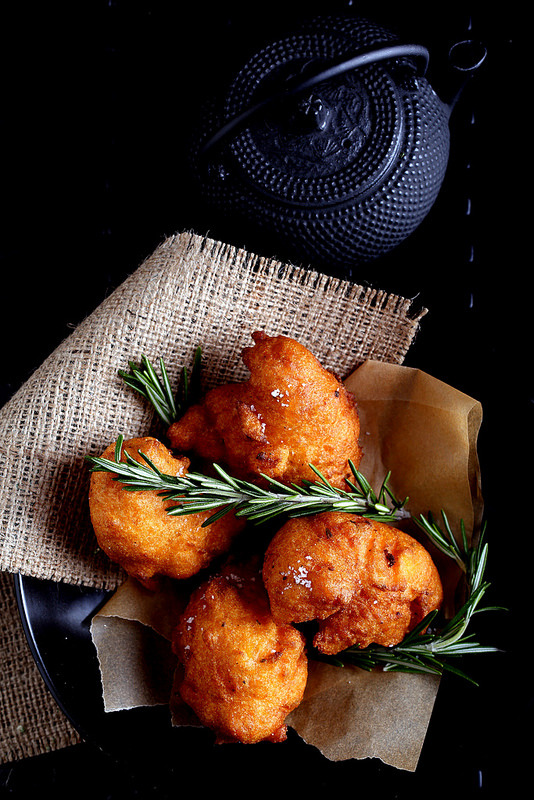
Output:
[[90, 359, 483, 772]]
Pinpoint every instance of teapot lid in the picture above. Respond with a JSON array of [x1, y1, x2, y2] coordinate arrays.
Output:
[[198, 16, 429, 200]]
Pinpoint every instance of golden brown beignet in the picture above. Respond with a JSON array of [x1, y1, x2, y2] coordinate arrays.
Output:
[[172, 559, 308, 744], [262, 512, 443, 654], [89, 436, 244, 587], [167, 331, 362, 489]]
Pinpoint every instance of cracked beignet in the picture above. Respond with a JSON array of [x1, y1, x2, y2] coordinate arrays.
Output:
[[172, 559, 308, 744], [262, 512, 443, 654], [167, 331, 362, 489]]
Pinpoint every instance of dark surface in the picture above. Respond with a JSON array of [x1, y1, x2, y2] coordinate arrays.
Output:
[[0, 2, 525, 798]]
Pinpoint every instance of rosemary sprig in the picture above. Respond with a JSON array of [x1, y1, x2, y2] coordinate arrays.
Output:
[[413, 510, 489, 594], [86, 435, 409, 525], [118, 348, 202, 427], [86, 438, 502, 683]]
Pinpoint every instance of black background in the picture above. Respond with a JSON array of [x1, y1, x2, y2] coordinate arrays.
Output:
[[0, 2, 525, 798]]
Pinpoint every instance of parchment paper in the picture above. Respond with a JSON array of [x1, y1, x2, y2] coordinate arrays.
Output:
[[90, 359, 483, 772]]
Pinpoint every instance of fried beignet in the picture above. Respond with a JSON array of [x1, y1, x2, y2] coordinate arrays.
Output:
[[172, 559, 308, 744], [89, 437, 244, 587], [263, 512, 443, 654], [167, 331, 362, 489]]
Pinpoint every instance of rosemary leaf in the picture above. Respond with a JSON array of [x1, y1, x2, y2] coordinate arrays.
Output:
[[118, 349, 202, 426]]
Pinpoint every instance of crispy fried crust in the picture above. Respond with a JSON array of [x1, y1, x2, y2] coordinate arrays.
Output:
[[88, 437, 244, 586], [167, 331, 362, 489], [172, 559, 308, 744], [262, 512, 443, 654]]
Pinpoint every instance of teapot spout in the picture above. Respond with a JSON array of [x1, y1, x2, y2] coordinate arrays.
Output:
[[442, 39, 487, 113]]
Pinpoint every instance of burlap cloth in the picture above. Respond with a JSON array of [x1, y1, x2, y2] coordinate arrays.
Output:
[[0, 230, 426, 763]]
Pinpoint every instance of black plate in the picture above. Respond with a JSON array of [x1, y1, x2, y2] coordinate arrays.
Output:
[[12, 573, 213, 767]]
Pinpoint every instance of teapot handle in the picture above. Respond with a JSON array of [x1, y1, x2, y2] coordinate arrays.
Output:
[[200, 43, 430, 154]]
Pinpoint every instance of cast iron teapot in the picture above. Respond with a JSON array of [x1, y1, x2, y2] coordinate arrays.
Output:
[[189, 14, 486, 270]]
